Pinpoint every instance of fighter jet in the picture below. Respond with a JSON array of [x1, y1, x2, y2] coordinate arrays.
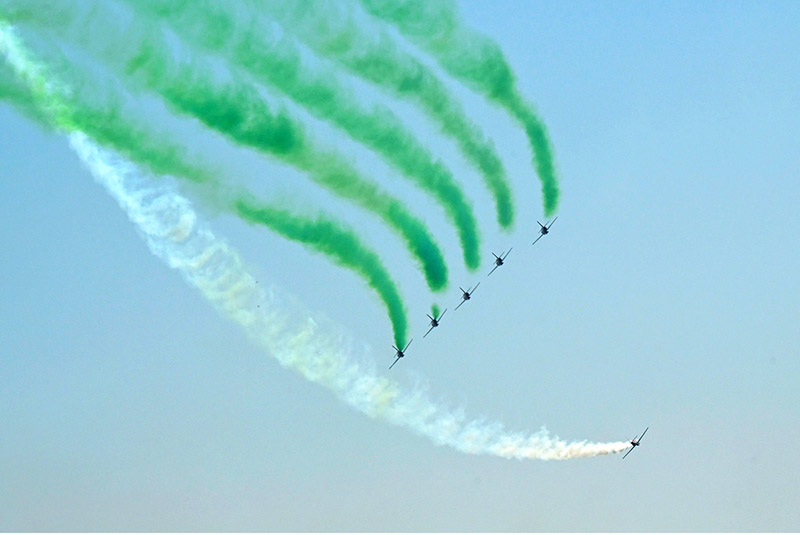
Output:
[[622, 427, 649, 459], [488, 248, 513, 276], [423, 309, 447, 338], [389, 339, 413, 370], [455, 283, 480, 310], [531, 217, 558, 245]]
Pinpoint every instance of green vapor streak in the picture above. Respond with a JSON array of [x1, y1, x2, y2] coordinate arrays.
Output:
[[0, 61, 51, 123], [431, 303, 440, 319], [359, 0, 560, 217], [143, 59, 448, 291], [8, 0, 449, 291], [125, 12, 447, 290], [236, 199, 408, 348], [0, 21, 410, 347], [124, 0, 481, 271], [0, 21, 212, 185], [255, 0, 514, 229]]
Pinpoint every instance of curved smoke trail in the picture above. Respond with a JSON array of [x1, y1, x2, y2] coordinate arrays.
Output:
[[70, 131, 629, 461], [11, 0, 449, 291], [256, 0, 515, 230], [0, 19, 213, 186], [359, 0, 561, 216], [0, 21, 410, 348], [235, 197, 409, 348], [125, 0, 482, 271], [3, 6, 626, 461]]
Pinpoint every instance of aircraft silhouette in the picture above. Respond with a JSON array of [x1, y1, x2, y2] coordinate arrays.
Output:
[[622, 427, 649, 459], [532, 217, 558, 245], [423, 309, 447, 338], [488, 248, 513, 276], [455, 283, 480, 310], [389, 339, 413, 370]]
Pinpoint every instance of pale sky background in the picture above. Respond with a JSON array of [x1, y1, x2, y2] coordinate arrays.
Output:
[[1, 0, 799, 531]]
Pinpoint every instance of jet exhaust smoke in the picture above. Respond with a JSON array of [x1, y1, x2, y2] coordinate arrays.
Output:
[[125, 0, 482, 271], [70, 131, 629, 461], [2, 8, 622, 461], [235, 198, 409, 349], [255, 0, 514, 229], [0, 21, 410, 349], [0, 19, 213, 185], [9, 0, 449, 291], [359, 0, 561, 216]]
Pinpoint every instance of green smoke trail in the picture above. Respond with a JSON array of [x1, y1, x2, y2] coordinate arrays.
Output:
[[11, 0, 448, 292], [431, 303, 440, 319], [0, 21, 411, 348], [145, 62, 449, 291], [359, 0, 561, 216], [236, 198, 408, 348], [255, 0, 514, 229], [75, 133, 629, 460], [0, 61, 50, 123], [0, 21, 213, 185], [123, 0, 481, 271]]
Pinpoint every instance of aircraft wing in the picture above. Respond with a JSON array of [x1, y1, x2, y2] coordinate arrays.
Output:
[[423, 325, 434, 338], [455, 298, 466, 310], [389, 357, 400, 370], [532, 234, 543, 246], [638, 427, 649, 442], [488, 264, 499, 276], [502, 247, 513, 260], [471, 282, 480, 294], [438, 309, 447, 321], [547, 216, 558, 229], [622, 447, 634, 459]]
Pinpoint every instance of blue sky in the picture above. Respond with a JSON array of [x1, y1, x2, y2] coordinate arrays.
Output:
[[1, 0, 799, 530]]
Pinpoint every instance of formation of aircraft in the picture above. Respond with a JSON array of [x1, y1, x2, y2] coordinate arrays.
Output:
[[622, 427, 649, 459], [389, 339, 413, 370], [375, 218, 647, 457], [488, 248, 513, 276], [423, 308, 447, 338], [532, 217, 558, 245], [388, 217, 559, 369]]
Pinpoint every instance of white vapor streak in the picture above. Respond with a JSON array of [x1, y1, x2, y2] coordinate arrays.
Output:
[[69, 132, 629, 460], [1, 20, 627, 460]]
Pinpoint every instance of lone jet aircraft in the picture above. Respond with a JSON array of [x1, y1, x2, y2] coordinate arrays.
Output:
[[488, 248, 513, 276], [622, 427, 649, 459], [389, 339, 413, 370], [455, 283, 480, 310], [531, 217, 558, 245], [423, 309, 447, 338]]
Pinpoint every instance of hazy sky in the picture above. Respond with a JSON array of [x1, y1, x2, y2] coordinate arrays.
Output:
[[2, 0, 799, 531]]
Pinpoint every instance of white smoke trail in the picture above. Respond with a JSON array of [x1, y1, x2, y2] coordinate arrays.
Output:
[[68, 132, 629, 460], [2, 21, 628, 460]]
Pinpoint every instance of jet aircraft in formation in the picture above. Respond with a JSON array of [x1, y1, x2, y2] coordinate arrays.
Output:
[[380, 220, 647, 456], [622, 427, 649, 459], [455, 283, 480, 310], [423, 309, 447, 338], [488, 248, 513, 276], [388, 217, 560, 368], [532, 217, 558, 245], [389, 339, 413, 370]]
